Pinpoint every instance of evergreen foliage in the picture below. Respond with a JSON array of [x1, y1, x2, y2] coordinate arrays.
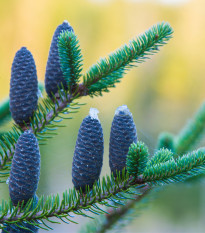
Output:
[[0, 98, 10, 127], [83, 22, 173, 96], [147, 148, 174, 166], [1, 20, 204, 232], [126, 142, 149, 176], [0, 126, 23, 182], [0, 142, 205, 231], [157, 132, 175, 152], [175, 102, 205, 155], [58, 30, 83, 92], [81, 185, 151, 233], [143, 147, 205, 185], [2, 222, 38, 233]]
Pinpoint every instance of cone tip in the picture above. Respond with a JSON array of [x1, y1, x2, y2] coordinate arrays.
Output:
[[89, 108, 99, 120], [115, 105, 131, 116]]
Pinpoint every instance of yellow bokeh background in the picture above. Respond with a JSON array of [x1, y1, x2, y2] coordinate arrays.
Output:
[[1, 0, 205, 232]]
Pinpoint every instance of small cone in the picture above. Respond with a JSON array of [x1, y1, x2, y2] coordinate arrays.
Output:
[[10, 47, 38, 125], [109, 105, 137, 176], [72, 108, 104, 192], [9, 130, 41, 206]]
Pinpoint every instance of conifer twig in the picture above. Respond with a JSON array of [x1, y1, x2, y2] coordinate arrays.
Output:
[[58, 31, 83, 92], [0, 98, 10, 126], [143, 148, 205, 184], [0, 176, 144, 226], [175, 102, 205, 155], [157, 132, 175, 152], [0, 146, 205, 229], [83, 22, 173, 96], [82, 185, 151, 233]]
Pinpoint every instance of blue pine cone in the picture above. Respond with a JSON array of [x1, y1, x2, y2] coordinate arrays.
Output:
[[109, 105, 137, 176], [9, 130, 41, 206], [9, 47, 38, 125], [72, 108, 104, 192], [45, 20, 74, 98]]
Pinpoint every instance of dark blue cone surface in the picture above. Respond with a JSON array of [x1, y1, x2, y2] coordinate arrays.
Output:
[[9, 130, 40, 206], [109, 105, 137, 176], [9, 47, 38, 125], [2, 223, 39, 233], [45, 20, 74, 98], [72, 109, 104, 192]]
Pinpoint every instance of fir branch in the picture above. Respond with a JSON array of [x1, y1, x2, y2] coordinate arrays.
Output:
[[58, 31, 83, 91], [175, 102, 205, 155], [157, 132, 175, 152], [81, 185, 151, 233], [1, 144, 205, 229], [83, 22, 173, 96], [0, 172, 144, 229], [126, 142, 149, 176], [143, 148, 205, 185], [147, 148, 174, 166], [0, 126, 22, 172], [0, 98, 10, 127], [38, 82, 45, 94], [30, 94, 82, 137]]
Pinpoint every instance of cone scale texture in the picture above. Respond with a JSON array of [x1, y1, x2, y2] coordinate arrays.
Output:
[[45, 20, 74, 98], [2, 222, 39, 233], [9, 131, 40, 206], [9, 47, 38, 125], [72, 108, 104, 192], [109, 105, 137, 176]]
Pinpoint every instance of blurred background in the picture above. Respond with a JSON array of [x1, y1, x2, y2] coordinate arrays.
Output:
[[1, 0, 205, 232]]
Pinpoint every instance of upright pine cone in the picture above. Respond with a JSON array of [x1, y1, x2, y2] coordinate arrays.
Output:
[[45, 20, 74, 98], [9, 130, 41, 206], [72, 108, 104, 192], [109, 105, 137, 176], [9, 47, 38, 125]]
